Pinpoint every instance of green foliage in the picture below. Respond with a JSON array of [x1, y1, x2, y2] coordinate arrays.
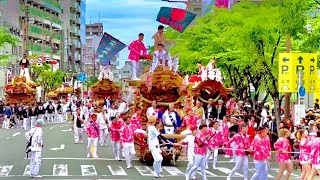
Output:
[[84, 76, 99, 87], [30, 63, 64, 92], [0, 28, 20, 66], [165, 0, 315, 113]]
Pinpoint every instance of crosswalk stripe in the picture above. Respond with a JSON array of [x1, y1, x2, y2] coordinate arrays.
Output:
[[196, 169, 218, 177], [0, 165, 13, 176], [162, 166, 184, 176], [134, 166, 154, 176], [270, 168, 300, 177], [248, 169, 274, 178], [23, 165, 30, 176], [53, 164, 68, 176], [107, 165, 127, 175], [217, 167, 243, 177], [81, 165, 97, 176]]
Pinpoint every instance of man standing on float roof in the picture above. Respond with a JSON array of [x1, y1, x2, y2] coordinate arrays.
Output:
[[128, 33, 147, 81]]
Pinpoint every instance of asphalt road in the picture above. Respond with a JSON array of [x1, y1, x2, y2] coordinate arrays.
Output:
[[0, 123, 313, 180]]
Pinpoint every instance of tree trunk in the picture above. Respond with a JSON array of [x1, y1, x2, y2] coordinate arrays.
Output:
[[272, 93, 281, 124]]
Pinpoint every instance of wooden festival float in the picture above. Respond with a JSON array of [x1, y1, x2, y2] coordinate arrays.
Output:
[[47, 85, 81, 101], [129, 65, 233, 165], [5, 76, 38, 105], [90, 77, 121, 107], [129, 66, 189, 165]]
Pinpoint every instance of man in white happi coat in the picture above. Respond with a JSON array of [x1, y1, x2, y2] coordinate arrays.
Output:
[[162, 104, 181, 134], [97, 108, 109, 146], [117, 99, 127, 116], [146, 100, 158, 119], [108, 104, 118, 122], [206, 57, 223, 83], [150, 44, 169, 73], [19, 57, 30, 82], [25, 119, 44, 178]]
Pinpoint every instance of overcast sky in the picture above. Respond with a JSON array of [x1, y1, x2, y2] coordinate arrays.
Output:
[[86, 0, 186, 67]]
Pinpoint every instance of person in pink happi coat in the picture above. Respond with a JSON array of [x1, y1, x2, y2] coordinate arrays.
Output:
[[221, 116, 230, 153], [250, 126, 271, 180], [307, 122, 320, 180], [295, 128, 312, 180], [206, 120, 222, 170], [86, 114, 100, 158], [109, 113, 125, 160], [119, 116, 136, 169], [128, 33, 147, 80], [274, 128, 293, 180], [226, 123, 250, 180], [130, 107, 143, 132]]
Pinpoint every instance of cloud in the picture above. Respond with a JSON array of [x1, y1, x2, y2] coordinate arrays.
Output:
[[86, 0, 186, 67]]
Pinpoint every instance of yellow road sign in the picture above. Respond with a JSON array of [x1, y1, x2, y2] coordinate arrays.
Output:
[[278, 53, 318, 93], [278, 53, 295, 92]]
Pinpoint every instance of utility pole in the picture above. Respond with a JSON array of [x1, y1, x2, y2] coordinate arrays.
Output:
[[67, 28, 70, 71], [49, 19, 53, 71], [22, 0, 29, 55], [59, 30, 64, 71], [93, 46, 96, 78]]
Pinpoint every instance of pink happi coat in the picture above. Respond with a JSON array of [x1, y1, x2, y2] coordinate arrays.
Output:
[[274, 137, 292, 162], [226, 133, 251, 157], [119, 123, 134, 143], [194, 131, 209, 155], [207, 128, 222, 149], [182, 115, 198, 130], [310, 137, 320, 166], [128, 40, 147, 62], [299, 137, 312, 163], [250, 135, 271, 161], [130, 113, 142, 132], [109, 118, 124, 142]]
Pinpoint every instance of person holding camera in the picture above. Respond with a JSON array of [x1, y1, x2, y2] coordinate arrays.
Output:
[[226, 123, 250, 180]]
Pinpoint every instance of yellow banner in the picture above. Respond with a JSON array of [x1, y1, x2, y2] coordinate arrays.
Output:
[[316, 70, 320, 92], [278, 53, 295, 92]]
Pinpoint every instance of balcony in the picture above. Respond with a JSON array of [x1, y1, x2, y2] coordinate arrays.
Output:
[[28, 44, 52, 54], [28, 25, 61, 41], [70, 26, 80, 35], [42, 0, 62, 12], [71, 0, 80, 12], [72, 39, 81, 49]]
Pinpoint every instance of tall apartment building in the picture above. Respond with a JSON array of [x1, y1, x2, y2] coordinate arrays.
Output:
[[85, 23, 103, 36], [60, 0, 86, 72], [0, 0, 63, 71]]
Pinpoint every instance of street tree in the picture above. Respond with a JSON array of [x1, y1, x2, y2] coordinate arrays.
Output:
[[0, 28, 20, 66], [166, 0, 313, 121]]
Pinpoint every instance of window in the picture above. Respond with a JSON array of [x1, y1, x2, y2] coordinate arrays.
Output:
[[123, 70, 129, 74]]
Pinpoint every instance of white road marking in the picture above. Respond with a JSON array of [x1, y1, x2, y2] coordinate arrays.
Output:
[[6, 137, 10, 140], [12, 132, 20, 137], [23, 165, 30, 176], [49, 127, 54, 130], [217, 167, 243, 177], [53, 164, 68, 176], [196, 169, 218, 177], [50, 144, 65, 151], [162, 166, 184, 176], [271, 168, 299, 177], [61, 129, 72, 132], [107, 165, 127, 175], [0, 165, 13, 176], [81, 165, 97, 176], [134, 166, 154, 176]]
